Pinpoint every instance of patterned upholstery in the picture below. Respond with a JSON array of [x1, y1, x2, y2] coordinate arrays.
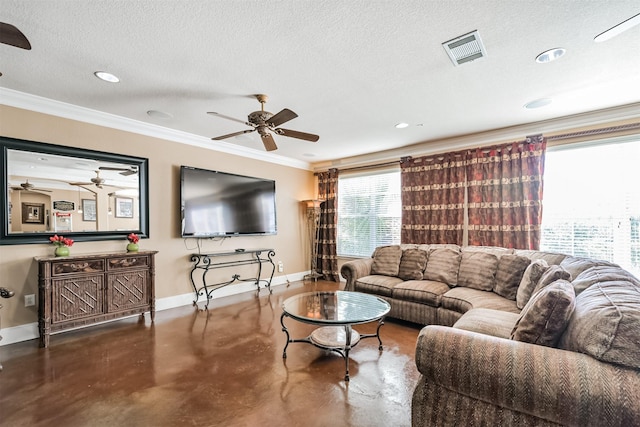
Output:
[[440, 286, 520, 314], [453, 308, 520, 339], [494, 254, 531, 300], [353, 274, 403, 297], [423, 248, 461, 286], [413, 326, 640, 427], [457, 250, 498, 291], [516, 259, 549, 309], [370, 245, 402, 276], [392, 280, 450, 307], [397, 249, 428, 280]]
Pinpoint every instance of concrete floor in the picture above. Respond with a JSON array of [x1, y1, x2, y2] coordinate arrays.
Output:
[[0, 280, 423, 427]]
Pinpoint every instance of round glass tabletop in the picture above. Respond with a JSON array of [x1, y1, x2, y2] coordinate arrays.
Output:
[[281, 291, 391, 325]]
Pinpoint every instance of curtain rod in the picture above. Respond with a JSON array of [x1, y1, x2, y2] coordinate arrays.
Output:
[[314, 122, 640, 174]]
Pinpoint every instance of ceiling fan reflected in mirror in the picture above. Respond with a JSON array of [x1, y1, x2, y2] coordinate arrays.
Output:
[[10, 179, 51, 192], [207, 94, 319, 152], [69, 170, 106, 188], [98, 166, 138, 176]]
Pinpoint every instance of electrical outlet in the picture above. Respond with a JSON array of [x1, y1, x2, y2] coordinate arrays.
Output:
[[278, 261, 284, 273], [25, 294, 36, 307]]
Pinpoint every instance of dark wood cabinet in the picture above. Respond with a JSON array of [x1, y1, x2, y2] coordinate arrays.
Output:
[[35, 250, 157, 347]]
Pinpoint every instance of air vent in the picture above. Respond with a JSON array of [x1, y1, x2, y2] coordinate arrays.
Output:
[[442, 30, 487, 66]]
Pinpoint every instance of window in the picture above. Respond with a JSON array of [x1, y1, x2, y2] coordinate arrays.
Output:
[[337, 170, 401, 257], [540, 137, 640, 278]]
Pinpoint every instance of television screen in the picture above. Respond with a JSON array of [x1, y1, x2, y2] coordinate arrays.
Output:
[[180, 166, 277, 237]]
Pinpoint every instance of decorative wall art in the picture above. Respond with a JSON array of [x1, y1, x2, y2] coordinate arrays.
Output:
[[21, 202, 45, 224], [115, 197, 134, 218]]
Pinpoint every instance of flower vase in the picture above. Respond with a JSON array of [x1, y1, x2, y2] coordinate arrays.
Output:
[[54, 246, 70, 257], [127, 243, 139, 253]]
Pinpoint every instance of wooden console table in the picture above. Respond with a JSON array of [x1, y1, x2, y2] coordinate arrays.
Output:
[[189, 249, 275, 309], [35, 250, 157, 348]]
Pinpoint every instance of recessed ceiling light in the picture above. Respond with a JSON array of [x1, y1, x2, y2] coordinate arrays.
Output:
[[94, 71, 120, 83], [524, 98, 552, 109], [535, 48, 566, 63], [303, 153, 316, 158], [147, 110, 173, 119], [594, 12, 640, 43], [395, 123, 409, 129]]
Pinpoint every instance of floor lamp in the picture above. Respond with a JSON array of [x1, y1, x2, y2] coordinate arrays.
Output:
[[301, 199, 323, 282]]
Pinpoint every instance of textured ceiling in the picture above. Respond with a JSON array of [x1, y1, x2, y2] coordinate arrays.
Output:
[[1, 0, 640, 167]]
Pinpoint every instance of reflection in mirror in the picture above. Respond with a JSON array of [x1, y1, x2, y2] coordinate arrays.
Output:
[[1, 136, 149, 245]]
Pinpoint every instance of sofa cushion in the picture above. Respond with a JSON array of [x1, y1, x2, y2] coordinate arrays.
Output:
[[423, 248, 461, 287], [560, 256, 618, 281], [494, 254, 531, 300], [462, 245, 514, 257], [516, 259, 549, 309], [397, 249, 428, 280], [392, 280, 450, 307], [370, 245, 402, 277], [572, 265, 640, 295], [514, 249, 567, 266], [531, 265, 572, 295], [559, 279, 640, 369], [354, 275, 403, 297], [457, 251, 498, 291], [441, 287, 520, 315], [511, 279, 575, 347], [453, 308, 520, 339]]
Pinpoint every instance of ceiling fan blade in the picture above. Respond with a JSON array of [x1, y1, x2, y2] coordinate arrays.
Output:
[[0, 22, 31, 50], [212, 129, 255, 141], [276, 128, 320, 142], [261, 133, 278, 152], [207, 111, 253, 127], [99, 166, 138, 176], [267, 109, 298, 127], [69, 182, 93, 186]]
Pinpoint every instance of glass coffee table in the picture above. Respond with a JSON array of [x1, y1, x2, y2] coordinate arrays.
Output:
[[280, 290, 391, 381]]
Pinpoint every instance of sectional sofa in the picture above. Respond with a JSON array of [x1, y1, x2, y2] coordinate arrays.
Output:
[[340, 244, 640, 426]]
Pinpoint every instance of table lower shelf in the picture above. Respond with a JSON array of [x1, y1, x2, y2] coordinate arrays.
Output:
[[310, 326, 361, 348]]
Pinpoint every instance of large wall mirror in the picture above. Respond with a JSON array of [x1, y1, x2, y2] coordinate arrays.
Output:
[[1, 136, 149, 245]]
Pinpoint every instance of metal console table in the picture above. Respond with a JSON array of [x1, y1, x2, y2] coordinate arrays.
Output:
[[190, 249, 276, 309]]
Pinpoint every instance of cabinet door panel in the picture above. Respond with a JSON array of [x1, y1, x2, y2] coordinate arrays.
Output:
[[52, 276, 104, 323], [107, 271, 150, 311]]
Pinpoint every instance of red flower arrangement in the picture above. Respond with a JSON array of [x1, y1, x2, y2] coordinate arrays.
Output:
[[127, 233, 140, 244], [49, 235, 74, 247]]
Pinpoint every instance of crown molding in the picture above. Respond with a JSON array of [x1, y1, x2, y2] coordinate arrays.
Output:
[[0, 88, 312, 171], [313, 102, 640, 171]]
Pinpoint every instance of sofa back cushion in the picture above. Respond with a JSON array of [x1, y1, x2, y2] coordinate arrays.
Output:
[[371, 245, 402, 276], [531, 265, 572, 295], [424, 248, 461, 287], [511, 279, 575, 347], [397, 249, 428, 280], [494, 254, 531, 300], [571, 265, 640, 295], [457, 250, 498, 291], [559, 279, 640, 369], [560, 256, 618, 281], [514, 249, 567, 266], [516, 259, 549, 309]]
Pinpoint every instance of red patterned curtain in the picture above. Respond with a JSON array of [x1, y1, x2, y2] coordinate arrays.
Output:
[[401, 151, 467, 245], [466, 135, 547, 249], [317, 169, 340, 282]]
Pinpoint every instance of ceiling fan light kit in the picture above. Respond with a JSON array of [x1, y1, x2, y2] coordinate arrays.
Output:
[[208, 94, 319, 152]]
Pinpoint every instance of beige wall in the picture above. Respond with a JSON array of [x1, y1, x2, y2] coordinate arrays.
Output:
[[0, 105, 315, 329]]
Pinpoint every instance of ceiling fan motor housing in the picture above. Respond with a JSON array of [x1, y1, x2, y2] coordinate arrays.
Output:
[[248, 110, 273, 125]]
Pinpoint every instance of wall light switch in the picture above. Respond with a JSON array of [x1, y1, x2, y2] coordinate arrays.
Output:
[[278, 261, 284, 273], [25, 294, 36, 307]]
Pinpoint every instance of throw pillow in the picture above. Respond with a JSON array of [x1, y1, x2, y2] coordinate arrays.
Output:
[[457, 250, 499, 291], [531, 265, 572, 295], [370, 245, 402, 277], [516, 259, 549, 309], [397, 249, 428, 280], [423, 248, 462, 287], [511, 279, 576, 347], [494, 255, 531, 300], [558, 279, 640, 370]]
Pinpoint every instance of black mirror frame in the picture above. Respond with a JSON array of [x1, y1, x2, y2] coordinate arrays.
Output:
[[0, 136, 150, 245]]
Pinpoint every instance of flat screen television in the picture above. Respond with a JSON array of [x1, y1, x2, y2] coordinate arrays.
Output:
[[180, 166, 277, 237]]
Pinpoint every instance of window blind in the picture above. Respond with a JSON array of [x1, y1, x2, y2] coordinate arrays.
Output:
[[540, 136, 640, 278], [337, 170, 401, 257]]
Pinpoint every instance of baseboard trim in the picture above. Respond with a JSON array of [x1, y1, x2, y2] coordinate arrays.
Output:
[[0, 272, 307, 346]]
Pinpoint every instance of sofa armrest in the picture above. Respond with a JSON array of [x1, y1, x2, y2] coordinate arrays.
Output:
[[415, 325, 640, 427], [340, 258, 374, 291]]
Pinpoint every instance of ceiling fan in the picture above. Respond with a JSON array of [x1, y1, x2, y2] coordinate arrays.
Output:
[[10, 180, 51, 192], [207, 94, 319, 152], [0, 22, 31, 50], [69, 170, 106, 188], [99, 166, 138, 176]]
